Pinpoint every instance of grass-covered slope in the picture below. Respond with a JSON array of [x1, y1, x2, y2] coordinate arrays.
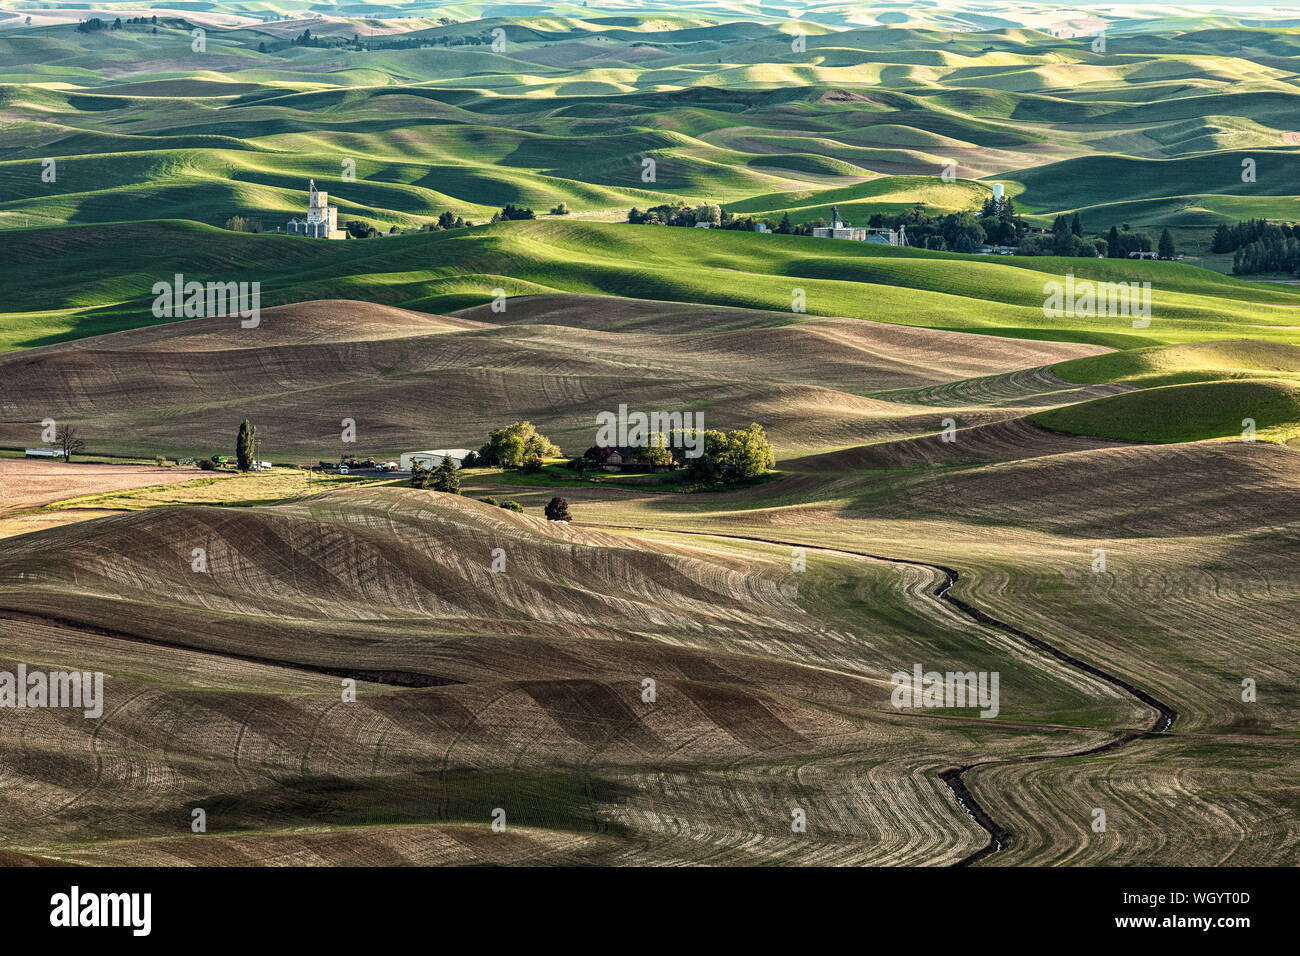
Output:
[[1032, 379, 1300, 444], [5, 218, 1300, 354]]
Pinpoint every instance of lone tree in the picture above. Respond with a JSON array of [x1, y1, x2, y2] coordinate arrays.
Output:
[[236, 419, 256, 472], [544, 496, 572, 522], [432, 455, 461, 494], [55, 425, 85, 463]]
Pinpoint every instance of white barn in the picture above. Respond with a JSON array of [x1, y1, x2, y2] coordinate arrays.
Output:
[[400, 448, 472, 471]]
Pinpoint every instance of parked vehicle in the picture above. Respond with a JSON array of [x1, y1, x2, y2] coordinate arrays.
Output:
[[338, 465, 349, 474]]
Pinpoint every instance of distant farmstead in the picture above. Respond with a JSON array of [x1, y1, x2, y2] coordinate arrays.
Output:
[[813, 205, 906, 246], [287, 180, 346, 239]]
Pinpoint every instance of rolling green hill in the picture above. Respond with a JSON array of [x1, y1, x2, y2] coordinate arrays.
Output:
[[1032, 378, 1300, 443], [3, 10, 1299, 248], [4, 217, 1300, 354]]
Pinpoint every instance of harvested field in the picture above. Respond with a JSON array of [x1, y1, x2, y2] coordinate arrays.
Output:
[[1, 290, 1296, 866], [0, 297, 1115, 458], [0, 490, 1143, 864], [0, 458, 200, 517]]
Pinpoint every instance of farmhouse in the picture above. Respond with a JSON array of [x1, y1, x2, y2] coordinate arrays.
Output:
[[587, 445, 675, 473], [399, 448, 472, 471], [287, 180, 346, 239]]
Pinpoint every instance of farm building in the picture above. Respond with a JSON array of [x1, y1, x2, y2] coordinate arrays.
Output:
[[287, 180, 346, 239], [813, 206, 865, 241], [399, 448, 472, 471], [812, 206, 906, 246], [25, 447, 65, 458]]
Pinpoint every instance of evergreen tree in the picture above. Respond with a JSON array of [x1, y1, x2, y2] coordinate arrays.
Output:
[[1107, 225, 1121, 258], [1070, 213, 1083, 236], [1158, 228, 1176, 259], [432, 455, 461, 494], [236, 420, 255, 472], [544, 496, 572, 521], [409, 461, 433, 488], [777, 212, 793, 234]]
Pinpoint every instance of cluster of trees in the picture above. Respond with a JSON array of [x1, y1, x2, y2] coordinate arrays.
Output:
[[87, 15, 163, 35], [286, 29, 349, 49], [679, 423, 774, 486], [1099, 225, 1145, 259], [1211, 219, 1299, 253], [1211, 219, 1300, 274], [418, 32, 495, 47], [1015, 214, 1104, 257], [224, 216, 264, 234], [492, 204, 535, 222], [470, 422, 559, 470], [410, 456, 461, 493], [420, 210, 468, 231], [367, 36, 432, 50], [343, 219, 381, 239], [867, 196, 1029, 252], [628, 203, 721, 227], [1233, 236, 1300, 275]]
